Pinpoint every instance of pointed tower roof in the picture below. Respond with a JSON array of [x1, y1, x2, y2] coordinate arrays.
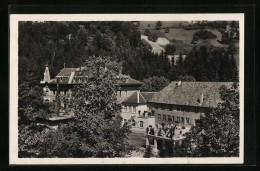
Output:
[[40, 64, 51, 83]]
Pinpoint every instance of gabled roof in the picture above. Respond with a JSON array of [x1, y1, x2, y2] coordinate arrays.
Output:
[[140, 92, 157, 102], [47, 67, 142, 86], [56, 68, 77, 77], [150, 81, 234, 108], [122, 92, 156, 104]]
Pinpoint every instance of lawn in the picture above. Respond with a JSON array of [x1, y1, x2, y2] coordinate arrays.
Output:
[[126, 132, 146, 148]]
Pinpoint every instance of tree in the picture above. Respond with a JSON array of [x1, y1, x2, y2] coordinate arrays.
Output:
[[140, 76, 170, 92], [156, 21, 162, 29], [144, 29, 150, 36], [182, 83, 239, 157], [64, 56, 131, 157], [19, 56, 132, 158], [176, 75, 196, 81], [193, 29, 217, 40], [165, 44, 176, 56], [143, 145, 154, 158], [148, 33, 158, 42]]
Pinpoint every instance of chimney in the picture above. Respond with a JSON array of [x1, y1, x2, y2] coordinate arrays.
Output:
[[137, 90, 140, 103], [200, 93, 204, 105], [176, 81, 181, 86], [119, 65, 122, 75]]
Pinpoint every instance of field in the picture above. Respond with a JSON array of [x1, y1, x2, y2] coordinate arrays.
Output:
[[139, 22, 239, 67]]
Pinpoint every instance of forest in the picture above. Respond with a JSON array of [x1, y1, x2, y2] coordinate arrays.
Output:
[[19, 21, 238, 88]]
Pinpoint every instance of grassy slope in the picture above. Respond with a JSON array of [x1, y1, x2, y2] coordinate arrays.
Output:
[[139, 21, 239, 67]]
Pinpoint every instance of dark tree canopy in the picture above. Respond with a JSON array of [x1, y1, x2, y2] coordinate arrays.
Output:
[[140, 76, 170, 92]]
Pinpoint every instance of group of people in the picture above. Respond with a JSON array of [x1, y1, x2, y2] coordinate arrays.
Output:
[[146, 124, 185, 139]]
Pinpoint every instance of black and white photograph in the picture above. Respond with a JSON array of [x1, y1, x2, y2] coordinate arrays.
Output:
[[9, 14, 244, 164]]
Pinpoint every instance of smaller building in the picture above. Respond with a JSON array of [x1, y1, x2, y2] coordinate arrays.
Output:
[[121, 91, 156, 130]]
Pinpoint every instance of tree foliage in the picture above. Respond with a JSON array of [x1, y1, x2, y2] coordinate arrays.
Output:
[[193, 29, 217, 40], [19, 56, 132, 158], [165, 44, 176, 56], [167, 46, 238, 82], [140, 76, 170, 92], [156, 21, 162, 29], [182, 83, 239, 157]]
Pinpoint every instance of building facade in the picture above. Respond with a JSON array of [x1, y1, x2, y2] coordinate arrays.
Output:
[[121, 91, 156, 130], [149, 81, 234, 131], [40, 65, 142, 114]]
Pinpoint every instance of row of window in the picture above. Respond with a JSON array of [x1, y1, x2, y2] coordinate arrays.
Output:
[[59, 77, 88, 83], [44, 89, 69, 96], [155, 104, 199, 113], [157, 114, 191, 124], [122, 105, 136, 113]]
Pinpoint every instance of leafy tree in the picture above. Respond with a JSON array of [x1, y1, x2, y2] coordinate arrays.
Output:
[[143, 145, 154, 158], [165, 44, 176, 56], [148, 33, 158, 42], [193, 29, 217, 40], [144, 29, 150, 36], [19, 56, 132, 158], [176, 75, 196, 81], [156, 21, 162, 29], [182, 83, 239, 157], [140, 76, 170, 92]]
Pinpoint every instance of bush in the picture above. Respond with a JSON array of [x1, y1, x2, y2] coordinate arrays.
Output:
[[194, 29, 217, 40], [144, 29, 150, 36], [148, 33, 158, 42]]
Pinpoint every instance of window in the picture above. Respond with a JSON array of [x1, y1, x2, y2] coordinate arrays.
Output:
[[177, 106, 180, 111], [163, 115, 166, 120], [125, 91, 128, 97], [186, 118, 190, 124], [158, 114, 161, 120], [64, 91, 67, 95], [181, 117, 184, 123], [155, 104, 159, 109], [133, 106, 136, 113], [122, 105, 126, 112], [140, 121, 143, 128], [172, 116, 175, 122], [168, 115, 172, 121], [180, 106, 184, 111], [195, 107, 199, 113], [185, 107, 189, 112], [176, 117, 180, 123], [169, 105, 173, 111]]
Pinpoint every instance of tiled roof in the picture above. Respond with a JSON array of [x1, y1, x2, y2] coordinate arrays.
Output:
[[140, 92, 157, 102], [49, 67, 142, 86], [150, 81, 234, 108], [56, 68, 77, 77], [122, 92, 156, 104]]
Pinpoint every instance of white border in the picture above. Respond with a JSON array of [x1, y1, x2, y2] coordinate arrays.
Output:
[[9, 14, 244, 165]]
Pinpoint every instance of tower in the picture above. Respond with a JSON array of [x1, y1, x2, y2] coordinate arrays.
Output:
[[40, 64, 51, 83], [40, 64, 53, 103]]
